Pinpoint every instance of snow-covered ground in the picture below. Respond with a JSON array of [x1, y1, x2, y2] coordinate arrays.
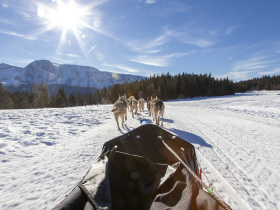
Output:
[[0, 91, 280, 210]]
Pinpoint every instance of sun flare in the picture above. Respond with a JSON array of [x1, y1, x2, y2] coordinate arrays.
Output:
[[38, 0, 87, 31], [49, 1, 83, 30], [36, 0, 103, 56]]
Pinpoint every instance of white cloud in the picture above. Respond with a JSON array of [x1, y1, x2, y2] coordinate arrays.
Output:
[[258, 68, 280, 75], [185, 38, 215, 48], [232, 57, 276, 72], [226, 26, 240, 35], [0, 29, 37, 40], [5, 58, 34, 66], [217, 57, 280, 81], [129, 52, 192, 67], [129, 55, 169, 67], [127, 33, 168, 54], [0, 18, 16, 26], [165, 29, 215, 48], [58, 53, 82, 58], [215, 70, 258, 81], [146, 0, 156, 4], [103, 63, 139, 73]]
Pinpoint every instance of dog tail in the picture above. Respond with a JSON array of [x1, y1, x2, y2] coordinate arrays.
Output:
[[111, 107, 119, 113]]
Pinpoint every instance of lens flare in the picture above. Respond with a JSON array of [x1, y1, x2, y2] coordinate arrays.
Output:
[[13, 80, 20, 87], [112, 73, 119, 80], [97, 52, 104, 61], [112, 73, 117, 78], [37, 5, 46, 17], [2, 0, 9, 7], [49, 73, 56, 81], [93, 20, 101, 28]]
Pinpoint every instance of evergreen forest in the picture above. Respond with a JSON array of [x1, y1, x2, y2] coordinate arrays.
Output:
[[1, 73, 280, 109]]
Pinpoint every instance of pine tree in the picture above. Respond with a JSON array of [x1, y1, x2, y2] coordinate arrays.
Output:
[[68, 93, 77, 106], [32, 84, 50, 108], [57, 88, 68, 107], [0, 83, 13, 109], [54, 92, 65, 107]]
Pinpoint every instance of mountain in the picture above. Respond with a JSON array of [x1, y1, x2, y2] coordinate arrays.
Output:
[[0, 60, 145, 95]]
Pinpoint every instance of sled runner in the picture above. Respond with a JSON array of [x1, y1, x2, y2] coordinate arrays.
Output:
[[54, 124, 231, 210]]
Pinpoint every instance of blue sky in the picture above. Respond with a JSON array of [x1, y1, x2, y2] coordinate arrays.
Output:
[[0, 0, 280, 81]]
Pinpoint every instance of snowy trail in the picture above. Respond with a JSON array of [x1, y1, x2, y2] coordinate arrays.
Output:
[[0, 91, 280, 209], [166, 106, 278, 209]]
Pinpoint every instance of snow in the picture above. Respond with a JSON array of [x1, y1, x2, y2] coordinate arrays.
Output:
[[0, 90, 280, 209]]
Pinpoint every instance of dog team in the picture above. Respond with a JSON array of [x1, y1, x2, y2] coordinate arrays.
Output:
[[111, 94, 165, 130]]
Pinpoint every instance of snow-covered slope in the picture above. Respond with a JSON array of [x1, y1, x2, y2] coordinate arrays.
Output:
[[0, 60, 145, 90], [0, 63, 22, 86], [0, 91, 280, 209]]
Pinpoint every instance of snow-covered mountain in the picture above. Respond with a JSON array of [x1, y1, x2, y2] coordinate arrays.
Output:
[[0, 60, 145, 95]]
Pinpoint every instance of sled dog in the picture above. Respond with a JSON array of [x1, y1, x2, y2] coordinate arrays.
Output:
[[118, 94, 128, 121], [127, 96, 134, 112], [138, 98, 145, 112], [131, 98, 139, 118], [111, 101, 126, 130], [147, 97, 152, 117], [151, 97, 164, 126]]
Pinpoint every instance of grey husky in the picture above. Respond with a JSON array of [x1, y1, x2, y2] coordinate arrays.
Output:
[[111, 94, 128, 130]]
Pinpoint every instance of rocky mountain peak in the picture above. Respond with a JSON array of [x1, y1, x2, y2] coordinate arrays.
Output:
[[26, 60, 56, 73]]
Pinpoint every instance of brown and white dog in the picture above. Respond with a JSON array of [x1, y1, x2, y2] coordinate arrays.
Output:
[[111, 101, 126, 130], [147, 97, 152, 117], [118, 94, 128, 121], [138, 98, 145, 112], [127, 96, 134, 112], [111, 94, 128, 130], [131, 97, 139, 118], [151, 96, 164, 126]]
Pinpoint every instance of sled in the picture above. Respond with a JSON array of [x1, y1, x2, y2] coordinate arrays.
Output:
[[54, 124, 231, 210]]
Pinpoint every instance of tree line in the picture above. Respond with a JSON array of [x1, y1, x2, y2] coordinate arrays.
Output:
[[1, 73, 279, 109], [235, 75, 280, 92]]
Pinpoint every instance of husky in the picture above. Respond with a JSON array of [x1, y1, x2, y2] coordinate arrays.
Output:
[[148, 96, 160, 117], [118, 94, 128, 121], [147, 97, 152, 117], [127, 96, 134, 113], [131, 98, 139, 118], [138, 98, 145, 112], [111, 101, 126, 130], [151, 97, 164, 126]]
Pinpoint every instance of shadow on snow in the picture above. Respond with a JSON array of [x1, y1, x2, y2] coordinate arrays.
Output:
[[167, 128, 212, 148]]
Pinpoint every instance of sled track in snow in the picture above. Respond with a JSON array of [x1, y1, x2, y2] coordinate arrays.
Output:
[[165, 105, 278, 210], [1, 92, 280, 210]]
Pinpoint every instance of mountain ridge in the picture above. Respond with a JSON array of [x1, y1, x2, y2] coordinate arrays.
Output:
[[0, 59, 145, 95]]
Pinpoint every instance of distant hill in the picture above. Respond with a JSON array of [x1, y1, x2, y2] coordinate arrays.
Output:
[[0, 60, 145, 95]]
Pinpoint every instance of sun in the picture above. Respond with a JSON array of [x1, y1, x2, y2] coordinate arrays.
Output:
[[38, 0, 87, 31], [36, 0, 103, 56], [49, 1, 84, 30]]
